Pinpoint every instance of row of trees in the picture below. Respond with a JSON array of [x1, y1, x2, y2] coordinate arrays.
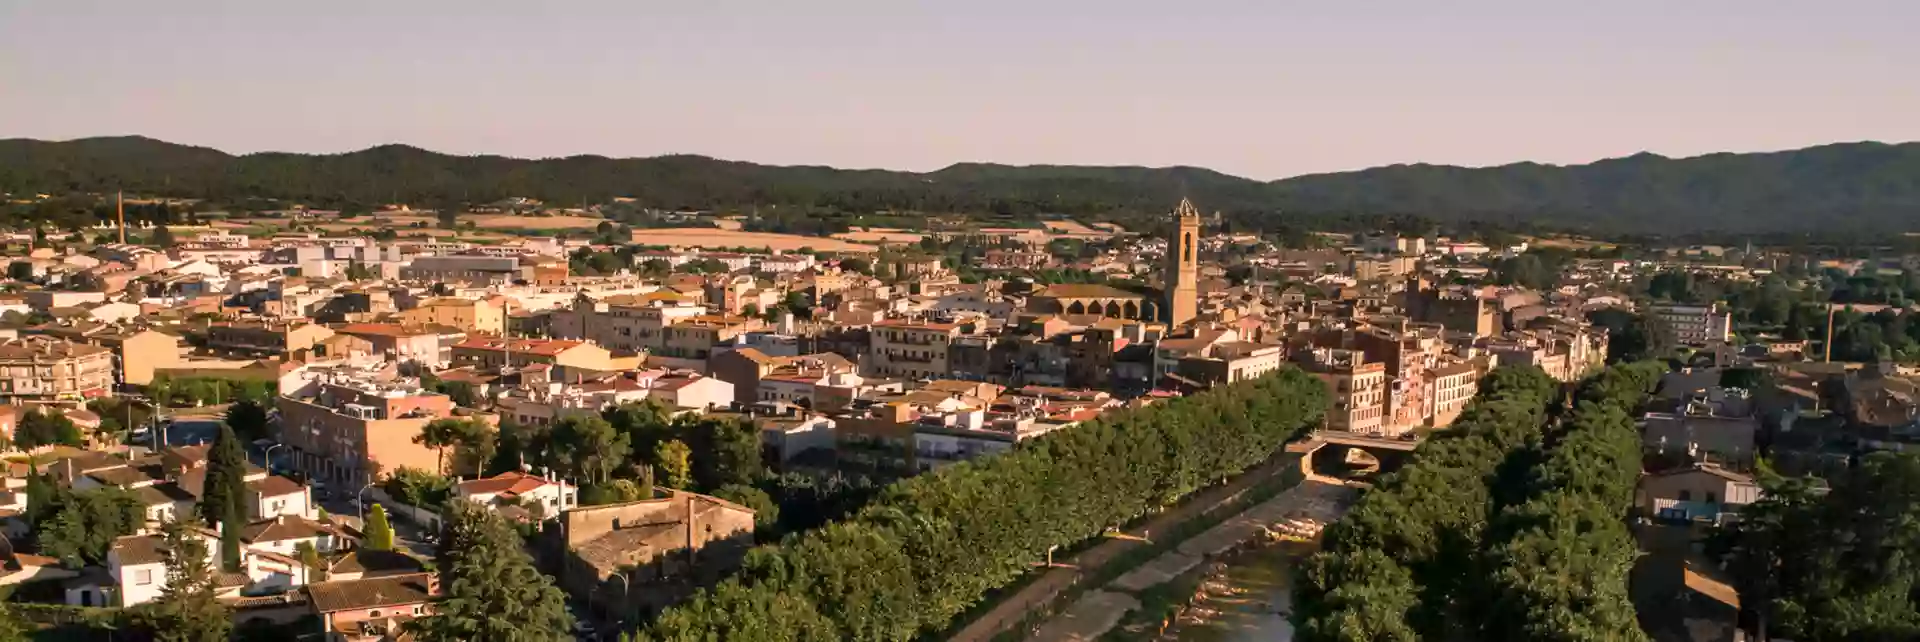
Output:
[[634, 368, 1328, 640], [1714, 451, 1920, 640], [1292, 362, 1665, 642], [146, 375, 276, 411], [1293, 366, 1561, 641], [1477, 362, 1666, 641]]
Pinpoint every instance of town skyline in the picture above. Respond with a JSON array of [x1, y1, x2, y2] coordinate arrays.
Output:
[[6, 2, 1918, 178]]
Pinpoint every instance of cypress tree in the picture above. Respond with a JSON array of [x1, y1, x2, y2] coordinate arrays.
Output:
[[364, 504, 395, 551], [198, 423, 248, 571], [409, 502, 572, 642]]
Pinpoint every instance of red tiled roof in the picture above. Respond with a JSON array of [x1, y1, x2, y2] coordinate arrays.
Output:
[[456, 471, 558, 498]]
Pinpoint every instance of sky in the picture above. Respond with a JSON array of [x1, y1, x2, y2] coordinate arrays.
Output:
[[3, 1, 1917, 179]]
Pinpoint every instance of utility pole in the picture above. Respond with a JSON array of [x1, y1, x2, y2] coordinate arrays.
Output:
[[1825, 304, 1836, 363]]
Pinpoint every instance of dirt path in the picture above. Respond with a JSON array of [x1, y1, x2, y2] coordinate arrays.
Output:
[[944, 458, 1303, 642], [1025, 481, 1356, 642]]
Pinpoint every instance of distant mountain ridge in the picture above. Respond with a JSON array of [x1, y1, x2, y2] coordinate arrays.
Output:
[[3, 135, 1919, 234]]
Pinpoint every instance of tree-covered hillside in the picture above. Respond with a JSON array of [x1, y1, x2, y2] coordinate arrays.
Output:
[[4, 136, 1919, 234]]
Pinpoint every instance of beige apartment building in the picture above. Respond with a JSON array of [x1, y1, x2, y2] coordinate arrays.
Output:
[[1429, 358, 1484, 428], [0, 337, 116, 401], [1300, 348, 1388, 437], [206, 321, 336, 358], [398, 297, 507, 336], [27, 323, 185, 386], [656, 315, 762, 368], [548, 295, 706, 354], [867, 320, 966, 380], [449, 337, 616, 373]]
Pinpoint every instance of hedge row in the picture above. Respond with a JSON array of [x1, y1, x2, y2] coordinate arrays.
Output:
[[1294, 365, 1562, 641], [1478, 362, 1665, 642], [637, 368, 1329, 641]]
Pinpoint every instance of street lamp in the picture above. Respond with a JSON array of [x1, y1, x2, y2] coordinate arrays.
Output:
[[262, 443, 286, 473], [357, 482, 376, 523], [609, 570, 632, 624]]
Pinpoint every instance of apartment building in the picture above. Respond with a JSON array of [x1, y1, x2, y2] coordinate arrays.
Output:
[[911, 408, 1068, 473], [206, 321, 336, 358], [449, 337, 615, 373], [1170, 341, 1286, 387], [1650, 303, 1733, 346], [1299, 348, 1389, 437], [0, 337, 115, 400], [1429, 358, 1483, 428], [276, 373, 458, 485], [397, 297, 507, 335], [654, 315, 764, 370], [548, 295, 706, 353], [25, 323, 184, 386], [399, 255, 524, 285], [867, 320, 967, 380], [333, 324, 460, 366], [1482, 321, 1607, 383]]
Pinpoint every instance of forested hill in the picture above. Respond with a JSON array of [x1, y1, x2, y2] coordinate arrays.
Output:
[[4, 136, 1919, 234]]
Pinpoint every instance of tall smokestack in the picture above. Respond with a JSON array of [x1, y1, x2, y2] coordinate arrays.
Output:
[[117, 191, 126, 244]]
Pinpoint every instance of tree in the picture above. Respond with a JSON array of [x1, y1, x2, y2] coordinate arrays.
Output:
[[417, 419, 466, 475], [1711, 452, 1920, 640], [689, 417, 764, 491], [38, 486, 146, 566], [11, 409, 84, 450], [549, 416, 629, 486], [150, 224, 175, 247], [223, 399, 270, 442], [197, 423, 248, 571], [655, 439, 693, 490], [437, 206, 460, 229], [345, 261, 375, 281], [437, 380, 478, 408], [0, 601, 26, 642], [604, 399, 675, 465], [128, 518, 231, 642], [364, 504, 396, 551], [295, 540, 326, 581], [712, 483, 779, 529], [408, 502, 573, 642], [147, 374, 175, 407]]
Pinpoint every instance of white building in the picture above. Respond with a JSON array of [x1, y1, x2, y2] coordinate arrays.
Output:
[[1650, 303, 1733, 346], [454, 471, 579, 520], [647, 372, 735, 410]]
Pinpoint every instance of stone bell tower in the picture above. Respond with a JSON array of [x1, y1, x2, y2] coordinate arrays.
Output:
[[1165, 198, 1201, 326]]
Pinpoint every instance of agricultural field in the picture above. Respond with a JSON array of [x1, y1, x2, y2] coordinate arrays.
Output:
[[832, 227, 927, 245], [630, 228, 878, 252]]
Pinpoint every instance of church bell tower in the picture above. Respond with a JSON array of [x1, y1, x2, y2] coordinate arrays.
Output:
[[1165, 198, 1201, 326]]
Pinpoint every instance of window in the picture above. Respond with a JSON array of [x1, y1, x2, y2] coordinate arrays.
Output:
[[136, 569, 153, 585], [1677, 490, 1692, 502], [369, 610, 382, 619], [1706, 492, 1718, 504]]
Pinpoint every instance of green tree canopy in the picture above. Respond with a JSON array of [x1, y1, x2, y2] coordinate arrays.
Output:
[[408, 502, 573, 642]]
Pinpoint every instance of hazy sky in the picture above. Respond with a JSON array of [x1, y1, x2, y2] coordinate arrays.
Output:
[[4, 1, 1916, 178]]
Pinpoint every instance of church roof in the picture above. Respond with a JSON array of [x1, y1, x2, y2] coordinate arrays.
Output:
[[1032, 284, 1144, 300]]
